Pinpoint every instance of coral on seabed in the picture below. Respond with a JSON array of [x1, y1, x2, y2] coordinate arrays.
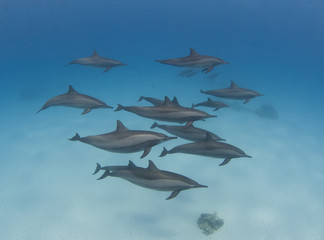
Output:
[[197, 212, 224, 235]]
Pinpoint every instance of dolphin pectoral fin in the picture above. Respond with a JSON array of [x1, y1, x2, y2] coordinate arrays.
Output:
[[82, 108, 92, 114], [103, 67, 111, 73], [243, 99, 250, 104], [204, 67, 214, 73], [97, 170, 110, 180], [151, 122, 158, 129], [219, 158, 231, 166], [166, 190, 181, 200], [141, 147, 152, 159]]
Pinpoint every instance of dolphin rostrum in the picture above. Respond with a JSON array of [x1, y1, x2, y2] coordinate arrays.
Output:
[[192, 98, 229, 111], [116, 97, 216, 123], [155, 48, 229, 73], [160, 134, 251, 166], [69, 120, 177, 158], [201, 81, 264, 104], [93, 160, 208, 200], [36, 85, 112, 114], [151, 121, 224, 142], [67, 50, 126, 72]]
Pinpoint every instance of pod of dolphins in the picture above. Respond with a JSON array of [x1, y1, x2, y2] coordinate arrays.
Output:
[[37, 48, 264, 200]]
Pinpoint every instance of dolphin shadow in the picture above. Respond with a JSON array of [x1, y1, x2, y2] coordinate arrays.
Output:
[[231, 102, 279, 120]]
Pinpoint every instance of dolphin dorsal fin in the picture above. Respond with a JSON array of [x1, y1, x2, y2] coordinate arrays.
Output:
[[205, 133, 215, 142], [67, 85, 78, 94], [163, 96, 173, 106], [230, 81, 239, 89], [148, 160, 159, 171], [92, 50, 98, 56], [171, 97, 180, 106], [116, 120, 128, 131], [189, 48, 199, 57], [128, 161, 136, 168], [207, 98, 212, 102], [185, 121, 194, 128]]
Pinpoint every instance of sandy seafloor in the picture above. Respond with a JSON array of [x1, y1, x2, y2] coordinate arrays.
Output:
[[1, 0, 324, 239]]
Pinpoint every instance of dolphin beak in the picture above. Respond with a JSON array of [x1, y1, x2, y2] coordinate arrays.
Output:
[[167, 136, 178, 140]]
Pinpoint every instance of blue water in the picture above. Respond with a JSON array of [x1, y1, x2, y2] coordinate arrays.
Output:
[[1, 0, 324, 239]]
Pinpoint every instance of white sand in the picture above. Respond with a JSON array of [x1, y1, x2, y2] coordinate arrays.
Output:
[[1, 92, 323, 240]]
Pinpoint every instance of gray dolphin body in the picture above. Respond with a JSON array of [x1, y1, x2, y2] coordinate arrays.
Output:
[[37, 85, 112, 114], [151, 121, 224, 142], [201, 81, 264, 104], [160, 134, 251, 166], [115, 97, 216, 123], [155, 48, 229, 73], [93, 160, 207, 200], [138, 96, 179, 106], [193, 98, 229, 111], [69, 120, 176, 158], [68, 50, 126, 72]]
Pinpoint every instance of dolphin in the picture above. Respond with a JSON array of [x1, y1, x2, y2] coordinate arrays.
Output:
[[69, 120, 177, 158], [155, 48, 229, 73], [192, 98, 230, 111], [67, 50, 126, 72], [115, 97, 216, 123], [151, 121, 224, 142], [93, 160, 208, 200], [159, 134, 251, 166], [138, 96, 179, 106], [36, 85, 112, 114], [201, 81, 264, 104]]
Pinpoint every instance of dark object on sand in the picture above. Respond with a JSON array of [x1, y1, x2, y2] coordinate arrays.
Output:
[[254, 104, 278, 120], [197, 212, 224, 235]]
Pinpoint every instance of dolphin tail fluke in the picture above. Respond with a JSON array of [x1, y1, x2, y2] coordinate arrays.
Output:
[[159, 147, 169, 157], [151, 122, 158, 129], [138, 96, 144, 102], [115, 104, 124, 112], [35, 105, 47, 114], [69, 133, 80, 141], [166, 190, 180, 200], [93, 163, 102, 175], [97, 170, 110, 180], [191, 103, 196, 109], [219, 158, 231, 166]]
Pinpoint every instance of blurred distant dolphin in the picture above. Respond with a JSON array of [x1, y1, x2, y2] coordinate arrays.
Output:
[[201, 81, 264, 104], [36, 85, 112, 114], [192, 98, 229, 111], [93, 160, 208, 200], [155, 48, 229, 73], [116, 96, 216, 123], [151, 121, 224, 142], [160, 134, 251, 166], [67, 50, 126, 72], [69, 120, 176, 158]]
